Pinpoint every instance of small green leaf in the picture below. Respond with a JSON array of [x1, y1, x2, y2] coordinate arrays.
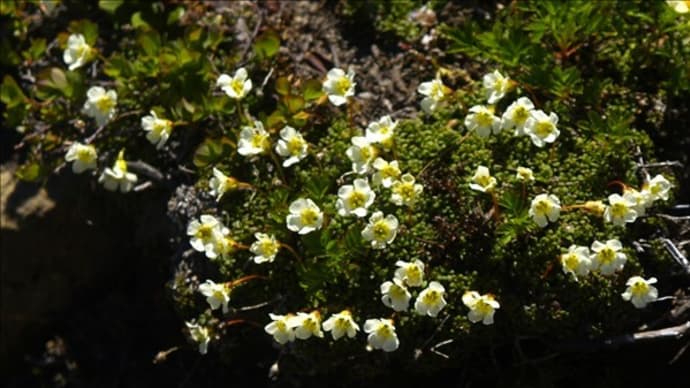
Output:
[[275, 76, 290, 95], [167, 6, 185, 25], [98, 0, 123, 14], [1, 75, 27, 108], [16, 162, 44, 182], [253, 30, 280, 59], [138, 30, 161, 56], [285, 94, 305, 114], [302, 79, 324, 101], [193, 137, 234, 168], [131, 12, 150, 30]]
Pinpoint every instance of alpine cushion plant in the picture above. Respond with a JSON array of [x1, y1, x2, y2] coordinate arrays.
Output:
[[6, 0, 689, 384]]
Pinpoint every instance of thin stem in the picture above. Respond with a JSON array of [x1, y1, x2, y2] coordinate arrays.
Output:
[[280, 242, 303, 263]]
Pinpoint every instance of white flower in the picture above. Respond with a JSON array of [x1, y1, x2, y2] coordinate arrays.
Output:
[[322, 310, 360, 340], [667, 0, 690, 13], [216, 67, 252, 99], [250, 233, 280, 264], [198, 279, 231, 314], [604, 193, 638, 226], [464, 105, 501, 137], [323, 67, 356, 106], [363, 318, 399, 352], [622, 276, 658, 309], [346, 136, 378, 174], [529, 193, 561, 227], [288, 311, 324, 340], [624, 188, 652, 216], [82, 86, 117, 126], [361, 211, 399, 249], [560, 245, 592, 280], [237, 120, 270, 156], [390, 174, 423, 207], [469, 165, 497, 193], [394, 259, 425, 287], [98, 149, 137, 192], [336, 178, 376, 218], [644, 174, 672, 201], [274, 126, 308, 167], [414, 281, 447, 317], [483, 70, 511, 104], [63, 33, 92, 71], [380, 278, 412, 312], [65, 142, 97, 173], [417, 78, 449, 114], [141, 110, 173, 149], [524, 110, 560, 147], [186, 322, 211, 355], [365, 115, 397, 147], [516, 166, 535, 182], [286, 198, 323, 235], [590, 239, 627, 275], [207, 235, 237, 260], [371, 158, 401, 188], [264, 313, 295, 344], [462, 291, 500, 325], [208, 168, 240, 202], [186, 215, 229, 259], [501, 97, 535, 135]]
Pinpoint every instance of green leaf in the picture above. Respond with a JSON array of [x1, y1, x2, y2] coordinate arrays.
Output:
[[193, 137, 234, 168], [302, 79, 324, 101], [98, 0, 123, 14], [284, 94, 305, 114], [16, 162, 44, 182], [138, 30, 161, 56], [167, 6, 185, 25], [1, 75, 27, 108], [253, 30, 280, 60], [23, 38, 47, 61], [131, 12, 150, 30], [275, 76, 290, 95]]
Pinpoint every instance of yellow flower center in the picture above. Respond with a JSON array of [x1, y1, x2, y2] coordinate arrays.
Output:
[[347, 190, 367, 208], [96, 96, 115, 112], [259, 239, 279, 256], [598, 247, 616, 265], [535, 199, 551, 215], [611, 202, 628, 218], [563, 253, 580, 271], [406, 266, 422, 284], [251, 132, 268, 150], [630, 280, 649, 296], [423, 290, 440, 304], [335, 317, 350, 331], [300, 208, 319, 225], [534, 121, 554, 138], [152, 119, 171, 135], [372, 220, 391, 240], [396, 182, 416, 200], [476, 111, 493, 127], [360, 145, 375, 161], [381, 165, 399, 179], [475, 175, 492, 188], [475, 299, 493, 315], [76, 147, 93, 162], [287, 136, 305, 156], [513, 106, 529, 124], [335, 77, 352, 95], [376, 324, 393, 339], [197, 225, 213, 240], [231, 79, 244, 95]]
